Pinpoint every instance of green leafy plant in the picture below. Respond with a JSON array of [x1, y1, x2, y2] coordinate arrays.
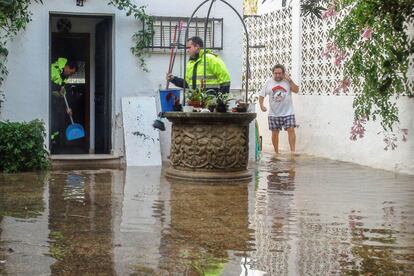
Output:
[[205, 95, 217, 111], [302, 0, 413, 148], [108, 0, 154, 72], [50, 131, 59, 141], [215, 92, 229, 105], [185, 88, 212, 107], [0, 119, 50, 173], [215, 92, 230, 112]]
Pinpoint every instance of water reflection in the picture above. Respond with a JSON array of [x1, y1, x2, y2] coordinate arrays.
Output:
[[0, 173, 52, 275], [248, 154, 414, 275], [156, 181, 252, 274], [0, 154, 413, 275], [114, 167, 253, 275], [48, 170, 115, 274], [248, 157, 297, 275]]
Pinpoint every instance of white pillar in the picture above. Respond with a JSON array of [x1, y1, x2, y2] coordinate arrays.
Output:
[[291, 0, 302, 84]]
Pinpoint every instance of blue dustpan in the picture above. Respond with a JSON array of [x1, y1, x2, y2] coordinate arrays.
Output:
[[66, 123, 85, 141], [63, 93, 85, 141]]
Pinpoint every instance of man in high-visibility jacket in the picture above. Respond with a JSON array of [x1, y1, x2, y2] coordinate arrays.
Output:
[[51, 57, 78, 91], [167, 36, 230, 94], [51, 57, 78, 115]]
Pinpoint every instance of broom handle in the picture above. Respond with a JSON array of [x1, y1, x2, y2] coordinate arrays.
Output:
[[170, 21, 184, 78], [166, 24, 178, 89], [62, 92, 74, 124]]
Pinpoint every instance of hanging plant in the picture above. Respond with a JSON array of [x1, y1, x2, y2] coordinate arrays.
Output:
[[108, 0, 154, 72], [302, 0, 413, 150]]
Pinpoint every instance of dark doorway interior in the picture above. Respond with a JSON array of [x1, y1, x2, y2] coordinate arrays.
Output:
[[51, 32, 90, 154], [50, 15, 113, 155], [95, 18, 112, 154]]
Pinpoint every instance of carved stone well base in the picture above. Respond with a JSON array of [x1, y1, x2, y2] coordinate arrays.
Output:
[[164, 112, 256, 182]]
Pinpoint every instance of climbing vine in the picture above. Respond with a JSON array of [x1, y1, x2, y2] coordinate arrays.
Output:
[[108, 0, 154, 72], [302, 0, 413, 149], [0, 0, 43, 113]]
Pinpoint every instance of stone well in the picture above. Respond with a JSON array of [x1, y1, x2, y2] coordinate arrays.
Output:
[[164, 112, 256, 182]]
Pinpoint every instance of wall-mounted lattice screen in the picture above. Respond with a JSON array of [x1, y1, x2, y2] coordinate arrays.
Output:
[[302, 15, 414, 97], [147, 17, 223, 50], [301, 15, 346, 95], [243, 7, 292, 98], [244, 8, 413, 98]]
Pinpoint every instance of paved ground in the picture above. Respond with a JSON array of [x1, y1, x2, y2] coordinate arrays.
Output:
[[1, 153, 413, 275]]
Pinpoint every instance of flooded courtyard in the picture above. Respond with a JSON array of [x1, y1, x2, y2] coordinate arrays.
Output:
[[1, 153, 413, 275]]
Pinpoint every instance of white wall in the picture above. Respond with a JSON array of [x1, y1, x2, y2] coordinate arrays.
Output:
[[1, 0, 244, 161], [257, 0, 285, 14], [257, 96, 414, 174], [252, 2, 414, 175]]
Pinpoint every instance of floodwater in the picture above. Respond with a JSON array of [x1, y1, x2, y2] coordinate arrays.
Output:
[[1, 154, 413, 275]]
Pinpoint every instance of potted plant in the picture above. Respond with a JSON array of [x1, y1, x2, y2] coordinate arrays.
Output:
[[205, 95, 216, 112], [186, 89, 211, 108], [234, 100, 249, 112], [215, 92, 229, 113]]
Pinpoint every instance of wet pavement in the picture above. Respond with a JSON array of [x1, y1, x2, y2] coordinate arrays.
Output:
[[0, 153, 413, 275]]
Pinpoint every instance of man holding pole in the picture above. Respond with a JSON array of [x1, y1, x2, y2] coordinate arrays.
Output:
[[166, 36, 231, 94]]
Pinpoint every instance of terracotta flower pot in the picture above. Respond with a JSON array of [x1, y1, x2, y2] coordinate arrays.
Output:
[[187, 100, 204, 108]]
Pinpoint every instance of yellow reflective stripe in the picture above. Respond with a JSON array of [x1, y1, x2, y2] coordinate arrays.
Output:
[[196, 75, 216, 80], [204, 84, 220, 88]]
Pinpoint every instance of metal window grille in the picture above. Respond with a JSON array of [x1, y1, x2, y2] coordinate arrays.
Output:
[[145, 16, 224, 50]]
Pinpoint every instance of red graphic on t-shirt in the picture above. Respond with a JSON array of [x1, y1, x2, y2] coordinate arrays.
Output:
[[272, 85, 287, 93], [272, 85, 287, 102]]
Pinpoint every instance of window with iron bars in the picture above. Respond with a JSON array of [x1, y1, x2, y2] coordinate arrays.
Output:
[[144, 16, 224, 50]]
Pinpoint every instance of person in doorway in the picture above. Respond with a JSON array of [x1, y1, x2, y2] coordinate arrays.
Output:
[[259, 64, 299, 157], [51, 57, 78, 115], [166, 36, 231, 94]]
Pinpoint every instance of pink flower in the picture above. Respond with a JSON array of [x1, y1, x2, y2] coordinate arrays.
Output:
[[333, 79, 351, 94], [378, 128, 408, 150], [350, 118, 366, 141], [362, 27, 373, 41], [334, 57, 342, 66], [322, 6, 337, 19], [401, 128, 408, 142], [323, 42, 336, 57]]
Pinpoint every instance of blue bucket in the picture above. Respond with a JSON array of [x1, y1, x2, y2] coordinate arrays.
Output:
[[159, 89, 180, 112]]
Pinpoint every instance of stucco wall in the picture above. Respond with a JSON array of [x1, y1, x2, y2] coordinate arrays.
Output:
[[257, 95, 414, 175], [257, 0, 284, 14], [251, 2, 414, 175], [0, 0, 244, 161]]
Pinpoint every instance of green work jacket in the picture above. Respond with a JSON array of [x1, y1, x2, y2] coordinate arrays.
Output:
[[51, 57, 68, 86], [186, 49, 230, 90]]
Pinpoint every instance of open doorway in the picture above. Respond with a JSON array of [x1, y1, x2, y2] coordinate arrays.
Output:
[[50, 14, 113, 155]]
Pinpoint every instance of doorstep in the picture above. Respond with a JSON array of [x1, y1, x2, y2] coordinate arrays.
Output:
[[50, 154, 123, 170]]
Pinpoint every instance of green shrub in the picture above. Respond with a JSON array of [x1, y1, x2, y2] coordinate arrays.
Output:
[[0, 119, 49, 173]]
